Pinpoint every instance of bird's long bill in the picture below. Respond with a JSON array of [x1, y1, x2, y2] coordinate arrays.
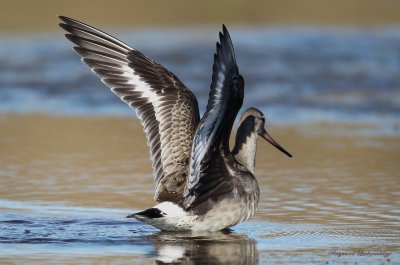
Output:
[[260, 128, 292, 158]]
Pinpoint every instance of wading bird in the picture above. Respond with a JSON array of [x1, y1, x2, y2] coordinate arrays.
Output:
[[59, 16, 292, 231]]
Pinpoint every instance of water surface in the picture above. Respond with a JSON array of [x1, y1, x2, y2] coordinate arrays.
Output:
[[1, 27, 399, 131], [0, 115, 399, 264], [0, 27, 399, 264]]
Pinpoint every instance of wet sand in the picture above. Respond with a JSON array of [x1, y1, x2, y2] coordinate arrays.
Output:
[[0, 114, 399, 264]]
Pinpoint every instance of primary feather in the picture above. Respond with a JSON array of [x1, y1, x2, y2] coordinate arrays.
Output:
[[59, 16, 200, 204]]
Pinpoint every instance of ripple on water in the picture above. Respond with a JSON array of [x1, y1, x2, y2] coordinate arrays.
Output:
[[0, 201, 399, 264], [1, 28, 400, 135]]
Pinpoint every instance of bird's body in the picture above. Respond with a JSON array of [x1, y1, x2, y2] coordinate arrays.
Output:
[[59, 16, 291, 232]]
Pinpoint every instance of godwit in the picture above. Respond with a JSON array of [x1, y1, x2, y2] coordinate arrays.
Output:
[[59, 16, 292, 231]]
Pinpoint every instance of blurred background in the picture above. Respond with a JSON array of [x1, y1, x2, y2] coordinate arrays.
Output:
[[1, 0, 399, 133], [2, 0, 400, 31]]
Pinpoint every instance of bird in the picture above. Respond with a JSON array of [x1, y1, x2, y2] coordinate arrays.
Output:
[[59, 16, 292, 232]]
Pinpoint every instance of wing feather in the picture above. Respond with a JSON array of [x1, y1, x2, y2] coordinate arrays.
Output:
[[59, 16, 200, 203], [184, 25, 244, 209]]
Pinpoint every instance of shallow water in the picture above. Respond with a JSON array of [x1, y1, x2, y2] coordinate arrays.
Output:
[[1, 27, 400, 132], [0, 115, 399, 264], [0, 26, 400, 264]]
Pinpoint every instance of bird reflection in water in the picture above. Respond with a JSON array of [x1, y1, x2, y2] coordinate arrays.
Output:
[[150, 230, 258, 264]]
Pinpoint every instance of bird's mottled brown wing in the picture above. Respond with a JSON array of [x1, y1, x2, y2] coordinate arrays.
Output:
[[59, 16, 200, 204]]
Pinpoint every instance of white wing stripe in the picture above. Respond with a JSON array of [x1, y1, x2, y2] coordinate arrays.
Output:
[[60, 16, 200, 203], [97, 58, 168, 179]]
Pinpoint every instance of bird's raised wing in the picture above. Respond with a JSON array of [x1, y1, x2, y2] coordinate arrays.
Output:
[[184, 25, 244, 209], [59, 16, 200, 204]]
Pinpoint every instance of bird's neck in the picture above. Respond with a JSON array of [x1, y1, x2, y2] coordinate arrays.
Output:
[[216, 94, 244, 159], [232, 118, 258, 174], [219, 106, 239, 155]]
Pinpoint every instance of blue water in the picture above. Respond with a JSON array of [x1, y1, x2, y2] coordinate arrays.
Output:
[[1, 27, 399, 134], [1, 200, 398, 264]]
